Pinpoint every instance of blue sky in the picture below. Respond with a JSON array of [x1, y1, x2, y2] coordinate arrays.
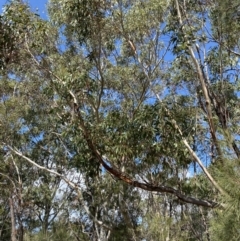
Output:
[[0, 0, 48, 18]]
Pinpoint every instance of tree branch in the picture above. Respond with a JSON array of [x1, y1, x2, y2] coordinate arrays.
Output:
[[74, 114, 221, 208], [7, 146, 112, 231], [97, 151, 219, 208], [174, 0, 222, 158]]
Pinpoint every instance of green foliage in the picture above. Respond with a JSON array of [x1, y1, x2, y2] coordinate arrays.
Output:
[[211, 0, 240, 48], [1, 0, 240, 240], [210, 206, 240, 241]]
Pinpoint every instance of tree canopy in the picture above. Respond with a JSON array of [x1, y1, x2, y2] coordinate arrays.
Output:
[[1, 0, 240, 240]]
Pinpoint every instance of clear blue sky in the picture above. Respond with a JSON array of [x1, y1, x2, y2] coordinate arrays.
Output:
[[0, 0, 48, 19]]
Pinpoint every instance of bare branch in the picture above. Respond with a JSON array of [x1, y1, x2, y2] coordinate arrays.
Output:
[[7, 146, 112, 231]]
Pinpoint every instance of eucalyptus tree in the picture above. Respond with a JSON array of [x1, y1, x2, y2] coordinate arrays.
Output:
[[1, 0, 240, 240], [0, 2, 77, 240]]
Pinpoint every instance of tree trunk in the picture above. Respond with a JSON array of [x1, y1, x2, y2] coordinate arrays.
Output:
[[9, 197, 17, 241]]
